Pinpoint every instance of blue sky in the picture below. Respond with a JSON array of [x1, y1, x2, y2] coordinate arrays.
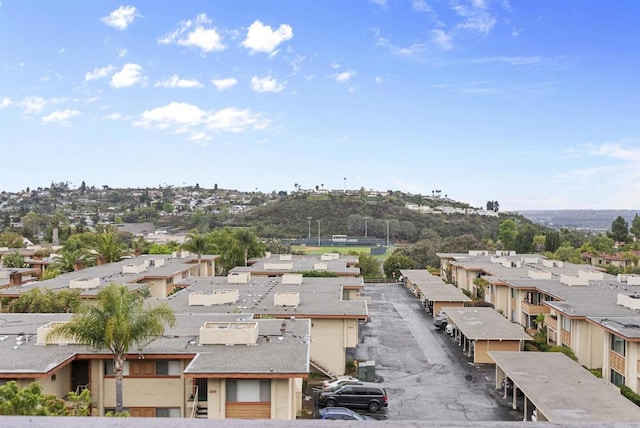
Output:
[[1, 1, 638, 211]]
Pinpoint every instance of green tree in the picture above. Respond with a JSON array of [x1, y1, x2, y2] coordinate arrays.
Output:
[[358, 253, 382, 279], [2, 251, 26, 268], [0, 381, 68, 415], [48, 284, 176, 414], [610, 216, 630, 244], [0, 231, 25, 248], [5, 288, 82, 313], [383, 253, 415, 278], [233, 228, 263, 267], [51, 248, 94, 273], [181, 232, 214, 275], [630, 214, 640, 242], [498, 219, 518, 250], [92, 230, 128, 263]]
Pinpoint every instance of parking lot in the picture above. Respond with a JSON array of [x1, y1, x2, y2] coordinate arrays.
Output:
[[349, 282, 522, 422]]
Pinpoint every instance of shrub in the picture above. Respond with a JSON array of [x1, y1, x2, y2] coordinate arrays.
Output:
[[618, 385, 640, 407], [549, 345, 577, 361]]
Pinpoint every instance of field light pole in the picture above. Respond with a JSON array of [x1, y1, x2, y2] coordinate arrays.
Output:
[[364, 217, 368, 238], [307, 216, 313, 239], [386, 220, 390, 247], [317, 220, 321, 246]]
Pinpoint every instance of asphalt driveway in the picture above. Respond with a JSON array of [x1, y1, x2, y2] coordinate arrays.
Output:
[[351, 283, 522, 422]]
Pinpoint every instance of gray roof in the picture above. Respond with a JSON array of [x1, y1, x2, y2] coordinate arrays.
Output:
[[400, 269, 443, 284], [159, 276, 369, 319], [488, 351, 640, 423], [230, 254, 360, 276], [443, 307, 532, 341], [415, 283, 471, 302], [0, 313, 310, 376], [0, 254, 203, 297]]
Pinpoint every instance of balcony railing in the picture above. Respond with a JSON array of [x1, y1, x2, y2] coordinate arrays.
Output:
[[521, 301, 550, 315]]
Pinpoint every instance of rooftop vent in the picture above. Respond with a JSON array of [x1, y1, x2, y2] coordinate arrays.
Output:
[[274, 291, 300, 307], [199, 321, 259, 345], [122, 263, 146, 274], [69, 277, 100, 289], [37, 322, 78, 345], [282, 273, 303, 285], [228, 272, 251, 284]]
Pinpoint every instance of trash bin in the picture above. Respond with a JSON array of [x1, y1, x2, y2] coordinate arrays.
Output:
[[357, 360, 376, 382]]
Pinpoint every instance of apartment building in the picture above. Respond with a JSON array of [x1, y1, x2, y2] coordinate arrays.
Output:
[[0, 313, 310, 419], [160, 272, 369, 378], [229, 253, 361, 279], [438, 250, 640, 394]]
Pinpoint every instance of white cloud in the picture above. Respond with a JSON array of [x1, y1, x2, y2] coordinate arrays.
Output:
[[432, 29, 453, 50], [1, 97, 11, 108], [159, 13, 226, 53], [472, 56, 542, 66], [19, 96, 48, 115], [250, 76, 284, 93], [242, 20, 293, 54], [412, 0, 433, 13], [211, 77, 238, 91], [41, 109, 80, 125], [103, 112, 128, 120], [85, 65, 116, 82], [154, 74, 203, 88], [117, 47, 128, 57], [375, 76, 384, 84], [587, 139, 640, 162], [110, 63, 145, 88], [59, 48, 65, 54], [335, 70, 356, 83], [100, 6, 139, 31], [452, 3, 496, 34], [134, 102, 270, 140], [375, 36, 427, 56], [512, 26, 522, 37]]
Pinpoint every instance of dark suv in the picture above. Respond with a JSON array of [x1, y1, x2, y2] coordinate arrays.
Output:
[[318, 382, 388, 412]]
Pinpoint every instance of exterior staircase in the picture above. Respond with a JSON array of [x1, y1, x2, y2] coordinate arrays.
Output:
[[310, 358, 335, 379]]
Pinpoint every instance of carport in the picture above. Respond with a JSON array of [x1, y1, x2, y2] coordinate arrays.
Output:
[[488, 351, 640, 423], [415, 282, 471, 315], [400, 269, 442, 296], [442, 307, 531, 364]]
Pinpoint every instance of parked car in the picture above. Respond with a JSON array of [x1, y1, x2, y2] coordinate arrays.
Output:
[[319, 407, 376, 420], [318, 381, 388, 412], [322, 376, 359, 390], [434, 309, 448, 329]]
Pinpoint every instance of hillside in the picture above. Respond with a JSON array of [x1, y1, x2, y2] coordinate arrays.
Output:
[[517, 209, 639, 231], [226, 192, 530, 244]]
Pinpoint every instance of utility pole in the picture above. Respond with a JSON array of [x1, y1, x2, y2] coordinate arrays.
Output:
[[317, 220, 321, 246], [307, 216, 313, 239], [344, 177, 346, 193]]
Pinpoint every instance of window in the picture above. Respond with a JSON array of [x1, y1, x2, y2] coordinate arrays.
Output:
[[610, 369, 625, 386], [510, 288, 516, 298], [107, 360, 179, 376], [226, 380, 270, 402], [611, 334, 626, 356], [104, 361, 129, 376], [561, 316, 571, 332], [156, 408, 180, 417]]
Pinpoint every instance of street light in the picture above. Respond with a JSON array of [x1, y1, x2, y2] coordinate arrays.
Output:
[[343, 177, 346, 193], [307, 216, 313, 239], [317, 220, 321, 246]]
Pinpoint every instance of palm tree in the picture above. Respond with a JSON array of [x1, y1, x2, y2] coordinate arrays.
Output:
[[51, 248, 93, 272], [234, 229, 259, 267], [92, 230, 128, 264], [48, 284, 176, 414], [182, 232, 213, 276]]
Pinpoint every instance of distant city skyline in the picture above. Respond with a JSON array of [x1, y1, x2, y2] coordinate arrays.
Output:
[[1, 1, 639, 211]]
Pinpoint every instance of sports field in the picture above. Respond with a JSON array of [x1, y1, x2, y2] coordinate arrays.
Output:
[[291, 245, 393, 260]]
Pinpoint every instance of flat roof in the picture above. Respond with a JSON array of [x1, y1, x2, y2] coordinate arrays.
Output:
[[400, 269, 443, 285], [0, 313, 310, 376], [160, 276, 369, 319], [415, 283, 471, 302], [443, 307, 531, 341], [488, 351, 640, 423], [230, 254, 360, 277]]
